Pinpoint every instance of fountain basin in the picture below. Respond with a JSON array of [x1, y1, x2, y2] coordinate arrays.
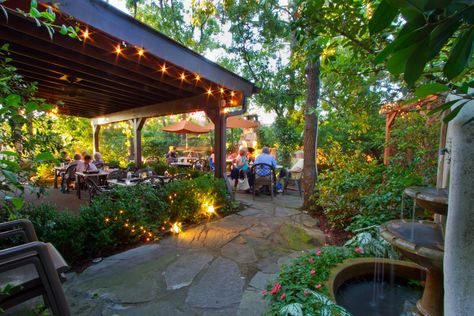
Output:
[[404, 186, 448, 215], [328, 258, 425, 316], [380, 220, 444, 270], [380, 220, 444, 316]]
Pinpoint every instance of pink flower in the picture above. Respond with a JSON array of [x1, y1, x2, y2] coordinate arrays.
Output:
[[304, 290, 310, 295], [280, 292, 286, 300], [315, 284, 322, 289], [316, 251, 321, 256], [270, 283, 281, 295], [355, 247, 364, 254], [310, 270, 316, 275], [308, 257, 314, 262], [261, 290, 267, 296]]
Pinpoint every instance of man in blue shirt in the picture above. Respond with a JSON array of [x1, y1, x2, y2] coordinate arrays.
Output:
[[247, 146, 277, 191]]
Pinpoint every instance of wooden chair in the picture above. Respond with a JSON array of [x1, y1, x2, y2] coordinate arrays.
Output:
[[250, 163, 276, 200], [0, 220, 70, 315]]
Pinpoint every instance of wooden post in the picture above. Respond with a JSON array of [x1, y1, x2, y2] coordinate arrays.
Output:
[[131, 118, 146, 167], [383, 111, 397, 166], [92, 123, 101, 154], [205, 99, 226, 178]]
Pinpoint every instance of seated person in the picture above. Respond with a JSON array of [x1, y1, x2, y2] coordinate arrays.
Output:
[[230, 147, 249, 188], [76, 155, 98, 172], [165, 146, 178, 164], [59, 151, 71, 163], [93, 152, 105, 169], [209, 147, 215, 171], [247, 146, 277, 190], [60, 154, 82, 192]]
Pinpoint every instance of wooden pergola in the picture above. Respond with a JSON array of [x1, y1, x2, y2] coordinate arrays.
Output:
[[0, 0, 256, 178], [379, 95, 442, 165]]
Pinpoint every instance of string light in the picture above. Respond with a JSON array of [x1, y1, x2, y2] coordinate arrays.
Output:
[[161, 64, 167, 73], [195, 74, 201, 81], [180, 73, 186, 81], [138, 48, 144, 56], [230, 91, 235, 97], [207, 88, 213, 96], [115, 45, 122, 55], [220, 88, 224, 94], [82, 29, 89, 39], [207, 205, 215, 215]]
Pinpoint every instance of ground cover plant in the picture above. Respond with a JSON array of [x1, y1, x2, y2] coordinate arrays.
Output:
[[264, 246, 364, 316], [2, 174, 233, 265], [264, 230, 399, 315]]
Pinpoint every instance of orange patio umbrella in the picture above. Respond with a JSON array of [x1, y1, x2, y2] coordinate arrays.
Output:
[[204, 116, 259, 130], [161, 120, 210, 149], [161, 120, 210, 134]]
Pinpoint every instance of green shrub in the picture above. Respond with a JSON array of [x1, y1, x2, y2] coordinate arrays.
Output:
[[4, 175, 232, 264], [8, 204, 85, 263], [158, 174, 231, 223]]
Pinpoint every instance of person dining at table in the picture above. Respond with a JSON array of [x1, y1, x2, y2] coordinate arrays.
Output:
[[93, 152, 105, 169], [60, 153, 82, 192], [165, 146, 178, 165], [247, 146, 277, 192], [230, 146, 249, 188], [76, 155, 97, 172]]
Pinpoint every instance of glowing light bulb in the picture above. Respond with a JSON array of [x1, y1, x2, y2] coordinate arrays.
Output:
[[171, 222, 180, 234], [207, 205, 215, 214], [207, 88, 213, 96], [115, 45, 122, 54], [230, 91, 235, 97], [180, 73, 186, 81], [195, 74, 201, 81], [83, 30, 89, 39], [161, 64, 167, 73], [138, 48, 144, 56], [220, 88, 224, 94]]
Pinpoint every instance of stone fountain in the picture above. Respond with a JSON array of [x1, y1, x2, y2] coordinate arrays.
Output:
[[380, 186, 448, 316]]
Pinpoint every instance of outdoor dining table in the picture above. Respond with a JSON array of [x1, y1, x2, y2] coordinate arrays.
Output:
[[75, 170, 115, 199], [107, 178, 141, 187], [170, 161, 193, 168], [53, 166, 66, 189]]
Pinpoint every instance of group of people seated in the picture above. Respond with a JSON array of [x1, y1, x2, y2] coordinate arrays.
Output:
[[229, 146, 276, 192], [60, 152, 105, 192]]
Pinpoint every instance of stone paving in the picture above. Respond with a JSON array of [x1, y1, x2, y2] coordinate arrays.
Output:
[[8, 193, 325, 316]]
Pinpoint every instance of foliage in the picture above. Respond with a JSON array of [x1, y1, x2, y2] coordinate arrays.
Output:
[[344, 231, 399, 259], [369, 0, 473, 86], [273, 116, 303, 165], [3, 175, 232, 264], [158, 173, 232, 223], [264, 246, 365, 315]]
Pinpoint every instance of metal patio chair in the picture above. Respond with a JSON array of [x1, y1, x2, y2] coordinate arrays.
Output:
[[250, 163, 276, 200], [0, 219, 70, 315]]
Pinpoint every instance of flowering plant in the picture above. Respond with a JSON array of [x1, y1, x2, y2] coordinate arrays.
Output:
[[264, 246, 367, 315]]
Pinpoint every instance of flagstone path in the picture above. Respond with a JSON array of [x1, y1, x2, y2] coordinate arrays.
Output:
[[10, 193, 326, 316]]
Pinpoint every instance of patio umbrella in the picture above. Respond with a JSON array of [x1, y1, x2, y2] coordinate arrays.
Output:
[[161, 120, 210, 134], [161, 120, 210, 149], [204, 116, 259, 130]]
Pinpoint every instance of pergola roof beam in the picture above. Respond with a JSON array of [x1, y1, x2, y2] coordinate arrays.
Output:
[[10, 51, 170, 102], [92, 94, 220, 125]]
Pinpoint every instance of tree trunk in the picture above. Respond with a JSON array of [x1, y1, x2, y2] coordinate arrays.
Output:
[[302, 57, 320, 209]]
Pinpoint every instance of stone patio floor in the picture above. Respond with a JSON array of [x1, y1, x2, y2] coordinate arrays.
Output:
[[10, 192, 325, 316]]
